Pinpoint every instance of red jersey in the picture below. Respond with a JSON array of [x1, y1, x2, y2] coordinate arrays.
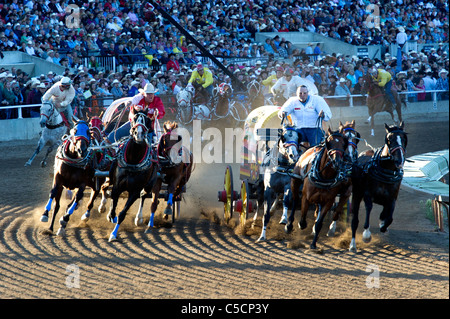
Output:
[[128, 93, 165, 121]]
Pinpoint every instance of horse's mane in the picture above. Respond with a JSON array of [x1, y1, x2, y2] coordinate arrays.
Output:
[[163, 121, 178, 133]]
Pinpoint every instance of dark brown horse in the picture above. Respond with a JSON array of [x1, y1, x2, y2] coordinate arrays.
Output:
[[212, 82, 232, 118], [286, 126, 351, 249], [105, 111, 158, 241], [247, 79, 265, 109], [134, 121, 193, 231], [40, 120, 102, 236], [363, 73, 404, 136], [349, 122, 407, 252]]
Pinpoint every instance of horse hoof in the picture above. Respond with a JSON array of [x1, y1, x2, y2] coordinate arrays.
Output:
[[107, 215, 117, 224], [362, 229, 372, 243], [24, 162, 31, 167], [144, 227, 153, 234], [56, 227, 65, 237], [135, 217, 143, 227], [298, 221, 307, 230], [279, 216, 288, 225], [108, 234, 117, 242], [284, 224, 293, 234], [379, 221, 388, 233], [349, 246, 357, 253], [256, 235, 266, 243], [164, 207, 172, 216], [40, 215, 48, 223], [41, 161, 47, 168], [327, 229, 335, 237], [81, 212, 90, 221]]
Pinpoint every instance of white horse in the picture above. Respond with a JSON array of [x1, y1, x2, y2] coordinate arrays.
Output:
[[25, 101, 67, 167], [176, 86, 211, 124]]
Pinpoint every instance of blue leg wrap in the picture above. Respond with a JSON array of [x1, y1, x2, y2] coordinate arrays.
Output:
[[45, 198, 53, 211], [111, 223, 120, 238], [148, 212, 155, 228], [168, 193, 173, 206], [67, 201, 77, 216]]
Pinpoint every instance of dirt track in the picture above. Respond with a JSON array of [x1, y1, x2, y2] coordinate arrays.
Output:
[[0, 120, 448, 301]]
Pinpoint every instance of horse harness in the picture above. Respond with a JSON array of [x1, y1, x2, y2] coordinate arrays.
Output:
[[307, 146, 347, 189], [56, 128, 93, 169], [116, 136, 155, 171], [362, 147, 404, 184]]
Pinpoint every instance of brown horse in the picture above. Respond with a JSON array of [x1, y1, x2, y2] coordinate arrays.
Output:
[[40, 120, 103, 236], [363, 73, 404, 136], [286, 126, 351, 249], [134, 121, 193, 231], [349, 122, 407, 252]]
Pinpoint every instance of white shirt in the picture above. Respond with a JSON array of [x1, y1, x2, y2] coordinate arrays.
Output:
[[42, 81, 76, 110], [279, 95, 332, 128], [396, 31, 408, 45]]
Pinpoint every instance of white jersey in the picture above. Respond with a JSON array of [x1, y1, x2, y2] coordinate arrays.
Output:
[[271, 75, 318, 99], [42, 81, 75, 110], [279, 95, 332, 128]]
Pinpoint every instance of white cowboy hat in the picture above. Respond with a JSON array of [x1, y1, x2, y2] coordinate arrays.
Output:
[[143, 83, 157, 94]]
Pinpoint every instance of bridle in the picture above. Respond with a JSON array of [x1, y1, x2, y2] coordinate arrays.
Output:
[[343, 127, 360, 161], [325, 132, 347, 170], [40, 101, 57, 122]]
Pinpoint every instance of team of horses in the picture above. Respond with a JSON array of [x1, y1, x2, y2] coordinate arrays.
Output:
[[254, 119, 407, 252], [29, 73, 408, 251], [33, 100, 193, 242]]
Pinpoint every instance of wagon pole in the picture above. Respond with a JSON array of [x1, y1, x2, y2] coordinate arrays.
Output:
[[146, 0, 247, 91]]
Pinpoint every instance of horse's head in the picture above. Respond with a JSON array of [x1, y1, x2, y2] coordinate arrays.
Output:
[[339, 120, 360, 162], [69, 120, 91, 158], [159, 121, 184, 163], [89, 116, 104, 144], [177, 86, 193, 108], [382, 121, 407, 169], [247, 79, 261, 97], [279, 125, 302, 164], [325, 127, 347, 169], [39, 101, 55, 127], [131, 112, 151, 144], [217, 82, 232, 98]]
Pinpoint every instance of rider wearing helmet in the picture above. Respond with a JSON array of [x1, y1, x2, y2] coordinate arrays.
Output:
[[107, 83, 165, 144], [188, 63, 214, 104], [278, 85, 332, 147], [368, 67, 396, 106], [41, 76, 76, 127]]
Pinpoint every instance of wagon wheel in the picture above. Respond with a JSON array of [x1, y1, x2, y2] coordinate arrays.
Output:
[[218, 165, 235, 223], [235, 180, 255, 226], [238, 180, 251, 226]]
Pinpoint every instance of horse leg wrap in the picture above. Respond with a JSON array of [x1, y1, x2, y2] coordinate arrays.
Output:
[[148, 212, 155, 228], [111, 223, 120, 239], [67, 201, 77, 216], [45, 198, 53, 211], [167, 193, 173, 206]]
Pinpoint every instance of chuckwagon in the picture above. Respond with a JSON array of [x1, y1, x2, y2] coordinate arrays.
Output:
[[217, 105, 284, 226]]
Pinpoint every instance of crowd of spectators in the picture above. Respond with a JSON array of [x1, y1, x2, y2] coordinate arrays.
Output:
[[0, 0, 449, 118]]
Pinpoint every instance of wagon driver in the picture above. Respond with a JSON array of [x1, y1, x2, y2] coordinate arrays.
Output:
[[107, 83, 165, 144], [278, 85, 332, 147]]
